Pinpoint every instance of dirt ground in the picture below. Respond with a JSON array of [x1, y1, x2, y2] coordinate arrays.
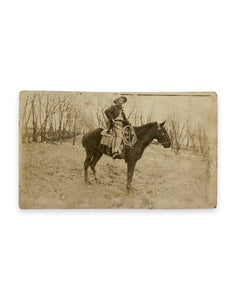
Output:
[[19, 138, 215, 209]]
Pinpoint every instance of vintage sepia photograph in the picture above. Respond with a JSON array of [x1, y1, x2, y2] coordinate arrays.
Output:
[[19, 91, 217, 209], [3, 1, 239, 299]]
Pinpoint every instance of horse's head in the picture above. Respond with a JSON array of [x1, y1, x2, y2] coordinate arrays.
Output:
[[155, 121, 171, 148]]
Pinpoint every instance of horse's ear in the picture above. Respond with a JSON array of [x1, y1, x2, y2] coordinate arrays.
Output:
[[159, 121, 166, 127]]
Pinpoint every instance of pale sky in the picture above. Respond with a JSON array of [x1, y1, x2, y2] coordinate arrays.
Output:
[[20, 91, 217, 132], [73, 92, 217, 129]]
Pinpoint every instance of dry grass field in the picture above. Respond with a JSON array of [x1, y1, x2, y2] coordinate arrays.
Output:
[[19, 137, 215, 209]]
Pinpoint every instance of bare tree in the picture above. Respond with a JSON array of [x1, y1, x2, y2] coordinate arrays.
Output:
[[21, 96, 32, 143], [186, 123, 196, 151], [167, 112, 186, 155], [39, 95, 57, 142], [31, 95, 39, 142], [21, 92, 106, 144], [184, 122, 209, 154], [95, 100, 107, 128], [147, 111, 154, 123], [127, 105, 136, 121], [196, 125, 209, 154]]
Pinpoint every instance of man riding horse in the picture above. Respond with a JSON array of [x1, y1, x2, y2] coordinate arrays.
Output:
[[105, 96, 130, 159], [82, 96, 171, 190]]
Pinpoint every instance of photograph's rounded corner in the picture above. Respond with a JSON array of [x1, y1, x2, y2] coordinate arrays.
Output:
[[18, 201, 24, 210], [210, 91, 218, 101], [19, 90, 27, 99], [212, 201, 217, 209]]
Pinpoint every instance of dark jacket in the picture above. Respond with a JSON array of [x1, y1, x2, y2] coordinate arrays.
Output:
[[105, 105, 129, 126]]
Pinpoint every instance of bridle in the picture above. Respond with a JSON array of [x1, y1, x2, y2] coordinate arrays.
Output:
[[157, 124, 168, 146]]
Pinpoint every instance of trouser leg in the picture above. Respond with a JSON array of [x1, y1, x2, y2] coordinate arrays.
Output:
[[113, 121, 123, 153]]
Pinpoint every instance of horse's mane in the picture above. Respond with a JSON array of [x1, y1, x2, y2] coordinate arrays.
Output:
[[134, 122, 157, 138], [134, 122, 157, 130]]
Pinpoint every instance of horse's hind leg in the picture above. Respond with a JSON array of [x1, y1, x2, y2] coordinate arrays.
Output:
[[84, 151, 94, 184], [90, 149, 103, 181]]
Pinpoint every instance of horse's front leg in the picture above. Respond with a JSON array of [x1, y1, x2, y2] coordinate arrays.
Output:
[[127, 161, 137, 191]]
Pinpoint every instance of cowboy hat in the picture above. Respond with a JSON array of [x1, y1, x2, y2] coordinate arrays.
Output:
[[113, 96, 127, 104]]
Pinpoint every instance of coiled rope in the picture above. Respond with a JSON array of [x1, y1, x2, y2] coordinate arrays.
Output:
[[122, 125, 137, 148]]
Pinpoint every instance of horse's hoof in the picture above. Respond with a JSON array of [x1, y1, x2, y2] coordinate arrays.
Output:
[[95, 178, 102, 184], [127, 185, 132, 193], [127, 185, 136, 193]]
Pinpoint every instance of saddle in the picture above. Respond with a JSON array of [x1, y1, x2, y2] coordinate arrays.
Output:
[[99, 129, 123, 157], [99, 126, 137, 158], [100, 129, 114, 148]]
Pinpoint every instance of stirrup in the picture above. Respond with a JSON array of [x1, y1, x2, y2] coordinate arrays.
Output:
[[112, 152, 119, 159], [112, 152, 124, 159]]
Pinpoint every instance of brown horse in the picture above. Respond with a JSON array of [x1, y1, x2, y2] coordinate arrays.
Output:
[[82, 121, 171, 190]]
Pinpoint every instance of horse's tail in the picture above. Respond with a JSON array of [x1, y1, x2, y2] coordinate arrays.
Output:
[[81, 131, 95, 148], [82, 133, 87, 148]]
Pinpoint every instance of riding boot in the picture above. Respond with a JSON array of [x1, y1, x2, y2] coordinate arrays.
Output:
[[112, 151, 124, 159], [112, 152, 120, 159]]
